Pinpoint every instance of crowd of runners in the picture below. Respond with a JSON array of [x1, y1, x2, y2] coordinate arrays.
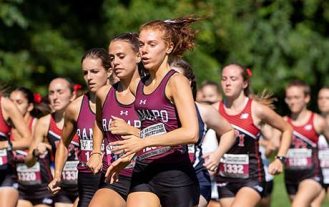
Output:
[[0, 16, 329, 207]]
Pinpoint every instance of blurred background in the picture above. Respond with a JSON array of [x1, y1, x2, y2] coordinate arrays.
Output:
[[1, 0, 329, 111]]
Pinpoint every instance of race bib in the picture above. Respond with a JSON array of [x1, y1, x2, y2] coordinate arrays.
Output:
[[286, 148, 312, 169], [140, 123, 167, 138], [0, 149, 7, 166], [105, 144, 118, 165], [80, 140, 104, 164], [319, 149, 329, 168], [105, 145, 135, 169], [62, 161, 78, 184], [16, 162, 41, 185], [125, 155, 136, 169], [80, 140, 93, 163], [219, 154, 249, 179], [138, 123, 171, 160]]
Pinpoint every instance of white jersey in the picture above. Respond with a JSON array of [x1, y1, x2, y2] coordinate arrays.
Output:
[[202, 129, 219, 199], [318, 135, 329, 184], [259, 137, 274, 182]]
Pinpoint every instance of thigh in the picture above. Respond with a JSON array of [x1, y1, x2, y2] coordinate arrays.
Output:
[[17, 200, 33, 207], [99, 174, 131, 201], [231, 187, 261, 207], [292, 179, 322, 207], [219, 197, 234, 207], [310, 188, 325, 207], [0, 187, 19, 207], [55, 203, 73, 207], [89, 188, 125, 207], [34, 205, 52, 207], [207, 200, 221, 207], [198, 196, 208, 207], [127, 192, 160, 207]]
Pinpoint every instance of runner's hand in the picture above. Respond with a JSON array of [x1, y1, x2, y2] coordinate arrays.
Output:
[[48, 176, 61, 195], [35, 142, 52, 156], [203, 152, 220, 173], [110, 135, 143, 157], [105, 153, 135, 184], [268, 159, 283, 175], [87, 152, 103, 174], [109, 116, 132, 135]]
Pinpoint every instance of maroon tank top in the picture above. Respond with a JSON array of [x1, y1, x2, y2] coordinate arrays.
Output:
[[76, 94, 95, 172], [101, 84, 140, 177], [134, 70, 187, 164]]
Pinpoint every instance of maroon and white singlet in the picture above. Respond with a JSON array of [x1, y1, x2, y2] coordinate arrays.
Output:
[[134, 70, 187, 165], [101, 84, 140, 177]]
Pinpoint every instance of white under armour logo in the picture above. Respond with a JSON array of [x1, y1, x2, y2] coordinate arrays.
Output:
[[240, 113, 249, 119], [304, 124, 312, 131], [253, 185, 263, 192], [120, 110, 128, 116], [139, 99, 147, 105]]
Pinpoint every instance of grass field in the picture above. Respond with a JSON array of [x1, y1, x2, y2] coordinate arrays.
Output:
[[271, 174, 329, 207]]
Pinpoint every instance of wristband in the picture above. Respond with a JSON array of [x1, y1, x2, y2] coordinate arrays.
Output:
[[90, 152, 102, 157], [275, 156, 286, 164]]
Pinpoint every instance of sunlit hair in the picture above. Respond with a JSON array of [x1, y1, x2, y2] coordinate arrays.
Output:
[[139, 16, 200, 57], [81, 48, 111, 71], [0, 83, 10, 97], [252, 89, 277, 110], [170, 58, 197, 100], [200, 80, 221, 96], [286, 80, 311, 97], [221, 63, 251, 96], [110, 32, 148, 79]]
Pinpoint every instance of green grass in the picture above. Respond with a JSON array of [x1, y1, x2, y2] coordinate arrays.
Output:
[[271, 174, 329, 207]]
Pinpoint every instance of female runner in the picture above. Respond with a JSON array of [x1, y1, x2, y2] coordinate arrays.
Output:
[[0, 87, 32, 207], [26, 77, 78, 207], [108, 16, 202, 207], [216, 64, 292, 207], [171, 58, 236, 207], [87, 33, 142, 207], [48, 48, 111, 207], [284, 80, 329, 207]]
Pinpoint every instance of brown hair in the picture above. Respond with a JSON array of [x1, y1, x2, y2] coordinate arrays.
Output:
[[81, 48, 111, 71], [286, 80, 311, 96], [170, 58, 197, 100], [139, 16, 200, 57], [222, 63, 252, 96], [110, 32, 148, 79], [252, 89, 277, 110], [200, 80, 221, 96]]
